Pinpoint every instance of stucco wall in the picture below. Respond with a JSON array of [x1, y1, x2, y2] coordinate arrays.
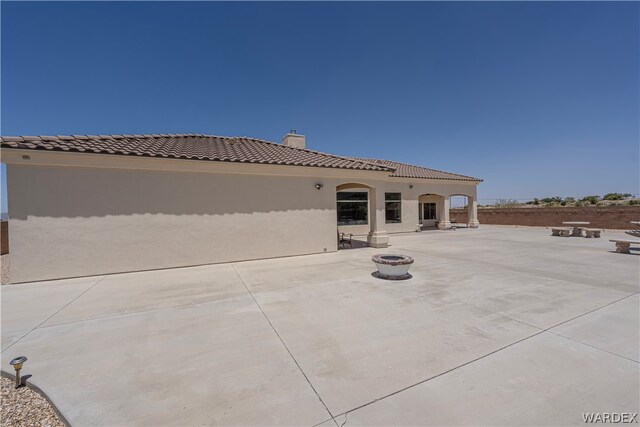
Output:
[[8, 165, 344, 282], [450, 206, 640, 230], [337, 182, 476, 235], [6, 155, 479, 282], [337, 187, 420, 236]]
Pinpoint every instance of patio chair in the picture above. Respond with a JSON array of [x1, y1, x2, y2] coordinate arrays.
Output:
[[338, 231, 353, 248]]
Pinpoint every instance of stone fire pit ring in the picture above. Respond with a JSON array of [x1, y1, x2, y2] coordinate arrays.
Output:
[[372, 254, 414, 280]]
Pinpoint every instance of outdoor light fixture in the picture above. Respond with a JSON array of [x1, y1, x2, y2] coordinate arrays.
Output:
[[315, 183, 324, 190], [409, 184, 414, 189], [10, 356, 27, 389]]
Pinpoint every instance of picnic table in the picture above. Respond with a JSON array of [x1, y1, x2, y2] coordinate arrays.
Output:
[[562, 221, 590, 237], [627, 221, 640, 238]]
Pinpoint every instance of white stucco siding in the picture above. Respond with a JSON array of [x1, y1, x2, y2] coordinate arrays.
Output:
[[337, 181, 477, 235], [8, 164, 339, 282]]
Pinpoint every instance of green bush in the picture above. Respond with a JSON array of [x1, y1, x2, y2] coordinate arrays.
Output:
[[603, 193, 632, 201], [541, 196, 561, 204], [580, 195, 599, 205], [494, 199, 521, 208]]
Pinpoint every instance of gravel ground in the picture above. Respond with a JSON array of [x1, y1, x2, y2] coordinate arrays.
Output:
[[1, 377, 65, 427], [1, 255, 9, 285]]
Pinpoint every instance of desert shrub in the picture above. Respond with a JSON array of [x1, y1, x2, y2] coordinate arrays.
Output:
[[494, 199, 521, 208], [580, 195, 599, 205], [603, 193, 633, 201], [541, 196, 562, 204]]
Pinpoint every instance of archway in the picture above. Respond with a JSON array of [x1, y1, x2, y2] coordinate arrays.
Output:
[[448, 193, 479, 228], [336, 183, 389, 248], [417, 193, 479, 230], [418, 193, 444, 229]]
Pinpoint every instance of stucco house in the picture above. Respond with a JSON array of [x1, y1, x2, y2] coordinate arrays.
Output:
[[1, 133, 481, 283]]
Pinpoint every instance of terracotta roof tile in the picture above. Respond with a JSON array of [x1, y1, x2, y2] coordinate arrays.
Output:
[[353, 158, 481, 182], [0, 134, 394, 172]]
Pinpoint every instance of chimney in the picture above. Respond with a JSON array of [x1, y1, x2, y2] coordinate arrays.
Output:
[[282, 130, 306, 149]]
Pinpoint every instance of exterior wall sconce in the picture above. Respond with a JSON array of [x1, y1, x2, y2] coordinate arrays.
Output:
[[10, 356, 27, 388], [315, 184, 324, 190], [409, 184, 414, 189]]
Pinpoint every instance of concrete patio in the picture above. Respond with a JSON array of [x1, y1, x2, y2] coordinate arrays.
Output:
[[1, 226, 638, 426]]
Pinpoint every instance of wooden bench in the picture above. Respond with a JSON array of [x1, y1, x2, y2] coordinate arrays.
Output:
[[581, 228, 602, 238], [551, 227, 572, 237], [609, 239, 640, 254]]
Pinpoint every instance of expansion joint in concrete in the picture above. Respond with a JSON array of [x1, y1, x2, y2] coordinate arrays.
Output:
[[1, 275, 107, 353], [231, 264, 338, 426], [328, 291, 640, 422]]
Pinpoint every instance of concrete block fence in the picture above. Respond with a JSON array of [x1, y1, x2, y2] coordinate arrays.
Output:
[[450, 206, 640, 230]]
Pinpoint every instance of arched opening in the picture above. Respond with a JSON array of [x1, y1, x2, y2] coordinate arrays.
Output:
[[448, 193, 479, 228], [336, 183, 372, 249], [418, 193, 444, 229], [335, 182, 389, 249], [417, 193, 478, 230], [449, 194, 470, 228], [336, 183, 372, 192]]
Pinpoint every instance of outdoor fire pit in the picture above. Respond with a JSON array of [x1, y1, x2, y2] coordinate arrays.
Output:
[[372, 254, 414, 280]]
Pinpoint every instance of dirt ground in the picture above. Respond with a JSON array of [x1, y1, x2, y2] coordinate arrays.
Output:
[[1, 255, 9, 285]]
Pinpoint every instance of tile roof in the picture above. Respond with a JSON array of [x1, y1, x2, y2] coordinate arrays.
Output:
[[0, 134, 480, 181], [0, 134, 394, 172], [353, 158, 481, 182]]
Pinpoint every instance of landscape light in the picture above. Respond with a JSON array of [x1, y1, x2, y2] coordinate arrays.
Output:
[[10, 356, 27, 388]]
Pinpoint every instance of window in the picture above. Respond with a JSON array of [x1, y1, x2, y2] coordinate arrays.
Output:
[[385, 192, 402, 223], [337, 192, 368, 225], [423, 203, 437, 220]]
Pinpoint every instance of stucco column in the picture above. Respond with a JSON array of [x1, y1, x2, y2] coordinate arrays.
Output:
[[367, 186, 389, 248], [438, 196, 451, 230], [468, 196, 480, 228]]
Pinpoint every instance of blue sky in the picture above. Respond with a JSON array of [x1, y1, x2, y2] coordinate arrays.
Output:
[[1, 1, 638, 212]]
